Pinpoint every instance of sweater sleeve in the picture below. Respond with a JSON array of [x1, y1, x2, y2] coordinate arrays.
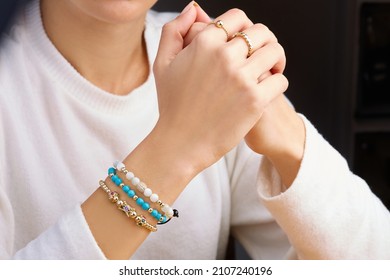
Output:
[[0, 181, 107, 260], [258, 115, 390, 259], [0, 127, 105, 259], [227, 142, 292, 259], [10, 205, 107, 260]]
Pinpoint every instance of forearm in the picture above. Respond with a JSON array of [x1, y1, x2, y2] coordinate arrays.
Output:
[[266, 107, 305, 188]]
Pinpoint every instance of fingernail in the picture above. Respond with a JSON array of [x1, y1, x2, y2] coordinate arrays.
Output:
[[181, 1, 194, 14], [193, 1, 199, 7]]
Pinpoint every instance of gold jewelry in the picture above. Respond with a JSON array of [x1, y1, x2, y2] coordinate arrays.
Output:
[[99, 180, 157, 232], [208, 20, 229, 40], [233, 31, 254, 57]]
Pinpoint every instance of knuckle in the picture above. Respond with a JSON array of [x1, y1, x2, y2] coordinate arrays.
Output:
[[271, 42, 282, 52], [253, 23, 269, 33], [269, 42, 285, 58], [161, 22, 175, 34], [253, 23, 277, 42], [228, 8, 248, 19]]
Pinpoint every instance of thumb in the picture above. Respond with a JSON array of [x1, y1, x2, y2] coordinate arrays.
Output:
[[194, 2, 211, 23], [154, 2, 197, 69]]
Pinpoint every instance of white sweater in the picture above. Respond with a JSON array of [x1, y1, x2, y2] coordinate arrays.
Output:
[[0, 0, 389, 260]]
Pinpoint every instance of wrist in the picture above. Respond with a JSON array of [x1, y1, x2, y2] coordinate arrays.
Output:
[[265, 115, 305, 161], [265, 112, 305, 187], [122, 124, 200, 204]]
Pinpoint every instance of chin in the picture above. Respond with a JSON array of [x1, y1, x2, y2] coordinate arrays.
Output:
[[70, 0, 158, 24]]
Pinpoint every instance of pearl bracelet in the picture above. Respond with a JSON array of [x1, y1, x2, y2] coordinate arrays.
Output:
[[99, 180, 157, 232], [113, 161, 178, 220]]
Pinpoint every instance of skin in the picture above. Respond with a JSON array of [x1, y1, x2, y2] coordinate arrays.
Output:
[[40, 0, 305, 259]]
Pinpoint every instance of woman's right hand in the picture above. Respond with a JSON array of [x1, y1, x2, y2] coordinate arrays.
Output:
[[152, 6, 288, 175]]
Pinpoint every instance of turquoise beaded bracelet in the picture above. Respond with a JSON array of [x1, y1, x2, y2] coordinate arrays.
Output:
[[108, 167, 168, 223], [112, 161, 179, 221]]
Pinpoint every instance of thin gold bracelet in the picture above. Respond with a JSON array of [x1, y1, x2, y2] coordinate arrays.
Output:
[[99, 180, 157, 232]]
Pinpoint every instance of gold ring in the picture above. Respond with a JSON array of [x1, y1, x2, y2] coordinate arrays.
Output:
[[208, 20, 229, 40], [233, 31, 254, 58]]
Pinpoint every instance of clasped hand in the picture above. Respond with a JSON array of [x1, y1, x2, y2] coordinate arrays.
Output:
[[152, 3, 304, 185]]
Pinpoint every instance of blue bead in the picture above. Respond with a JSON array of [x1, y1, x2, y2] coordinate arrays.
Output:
[[156, 213, 162, 221], [127, 190, 135, 198], [111, 175, 122, 186], [151, 210, 158, 218], [142, 202, 150, 211], [136, 198, 144, 206], [111, 175, 119, 182], [108, 167, 116, 175], [122, 185, 130, 193], [162, 216, 167, 223]]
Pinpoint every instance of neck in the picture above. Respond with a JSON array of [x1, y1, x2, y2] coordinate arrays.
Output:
[[40, 0, 149, 95]]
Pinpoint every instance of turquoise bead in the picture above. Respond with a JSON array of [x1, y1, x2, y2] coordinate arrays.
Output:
[[156, 213, 162, 220], [136, 198, 144, 206], [111, 175, 119, 182], [122, 185, 130, 193], [127, 190, 135, 198], [108, 167, 116, 175], [142, 202, 150, 211], [111, 175, 122, 186], [151, 210, 158, 218]]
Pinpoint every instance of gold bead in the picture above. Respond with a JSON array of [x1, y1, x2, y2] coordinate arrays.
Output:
[[130, 211, 137, 219]]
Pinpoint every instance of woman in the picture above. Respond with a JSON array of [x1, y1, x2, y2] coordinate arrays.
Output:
[[0, 0, 389, 259]]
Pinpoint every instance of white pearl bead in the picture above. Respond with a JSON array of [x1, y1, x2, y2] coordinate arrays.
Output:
[[144, 188, 152, 197], [150, 194, 159, 203], [116, 162, 125, 171], [137, 182, 145, 192], [113, 160, 120, 168], [126, 172, 134, 180], [162, 204, 170, 213], [131, 177, 140, 186], [167, 208, 174, 218]]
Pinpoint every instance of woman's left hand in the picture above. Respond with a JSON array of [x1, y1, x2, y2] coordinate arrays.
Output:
[[183, 13, 305, 187]]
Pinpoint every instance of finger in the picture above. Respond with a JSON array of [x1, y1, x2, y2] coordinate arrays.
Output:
[[255, 73, 289, 106], [183, 22, 207, 47], [194, 2, 211, 23], [204, 9, 253, 42], [257, 71, 272, 83], [154, 2, 198, 69], [228, 23, 278, 59], [243, 42, 286, 81]]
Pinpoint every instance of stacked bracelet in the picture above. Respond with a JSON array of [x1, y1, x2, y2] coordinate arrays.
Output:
[[108, 168, 168, 223], [112, 161, 178, 221], [99, 180, 157, 232]]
